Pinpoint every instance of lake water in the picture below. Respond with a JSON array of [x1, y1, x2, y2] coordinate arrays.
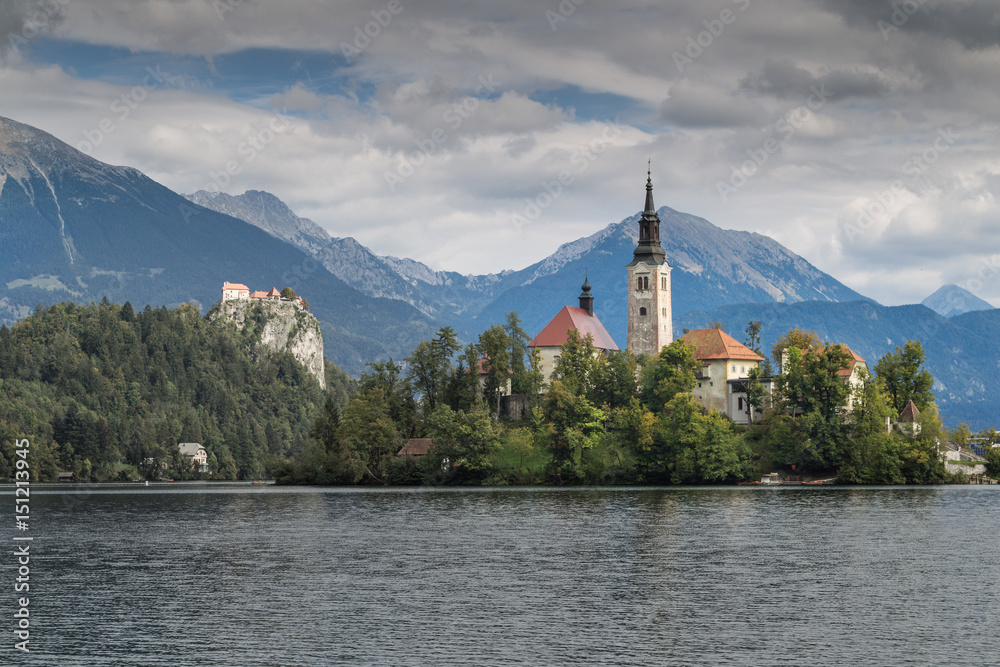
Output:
[[1, 484, 997, 666]]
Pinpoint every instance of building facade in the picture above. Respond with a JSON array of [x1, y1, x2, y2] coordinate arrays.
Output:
[[626, 171, 672, 357], [679, 328, 767, 425]]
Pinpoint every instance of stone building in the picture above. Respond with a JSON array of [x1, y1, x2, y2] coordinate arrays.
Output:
[[679, 328, 767, 424], [626, 170, 672, 357]]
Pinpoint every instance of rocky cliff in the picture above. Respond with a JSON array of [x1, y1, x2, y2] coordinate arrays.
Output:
[[212, 300, 326, 389]]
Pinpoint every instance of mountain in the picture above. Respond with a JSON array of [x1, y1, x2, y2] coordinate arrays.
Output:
[[188, 190, 870, 343], [921, 284, 994, 318], [185, 189, 333, 253], [0, 116, 436, 375], [470, 207, 872, 344], [676, 300, 998, 429]]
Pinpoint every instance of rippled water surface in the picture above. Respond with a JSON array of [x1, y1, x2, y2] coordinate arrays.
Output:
[[2, 484, 998, 665]]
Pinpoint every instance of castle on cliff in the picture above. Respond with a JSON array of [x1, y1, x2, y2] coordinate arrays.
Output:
[[221, 282, 307, 309]]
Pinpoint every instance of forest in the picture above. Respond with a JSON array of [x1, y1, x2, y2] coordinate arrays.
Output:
[[272, 316, 972, 486], [1, 301, 993, 484], [0, 300, 352, 481]]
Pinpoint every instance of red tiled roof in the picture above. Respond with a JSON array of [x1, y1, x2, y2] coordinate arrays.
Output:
[[397, 438, 433, 456], [898, 399, 920, 422], [267, 287, 281, 297], [249, 290, 268, 299], [223, 282, 249, 291], [678, 329, 763, 361], [528, 306, 619, 351]]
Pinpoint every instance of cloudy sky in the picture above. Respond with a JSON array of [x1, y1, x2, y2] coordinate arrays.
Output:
[[2, 0, 998, 305]]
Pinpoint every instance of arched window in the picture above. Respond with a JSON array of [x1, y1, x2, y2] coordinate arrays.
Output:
[[639, 307, 647, 316], [642, 277, 649, 290], [636, 277, 642, 290]]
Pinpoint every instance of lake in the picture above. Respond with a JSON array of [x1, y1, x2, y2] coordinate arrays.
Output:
[[2, 484, 997, 665]]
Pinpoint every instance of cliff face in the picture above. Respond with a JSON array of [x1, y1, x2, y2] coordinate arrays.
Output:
[[212, 300, 326, 389]]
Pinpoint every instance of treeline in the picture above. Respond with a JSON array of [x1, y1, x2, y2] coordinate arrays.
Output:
[[274, 318, 954, 486], [0, 300, 354, 481]]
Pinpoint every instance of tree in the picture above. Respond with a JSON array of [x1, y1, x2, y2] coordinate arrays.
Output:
[[588, 349, 639, 410], [280, 287, 297, 300], [640, 340, 699, 413], [771, 327, 819, 367], [874, 341, 934, 415], [405, 327, 460, 413], [478, 324, 512, 419], [542, 380, 606, 477], [339, 388, 399, 483], [841, 368, 904, 484], [551, 329, 599, 396], [773, 344, 853, 470]]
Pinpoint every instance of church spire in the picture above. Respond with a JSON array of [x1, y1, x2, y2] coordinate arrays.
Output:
[[578, 273, 594, 316], [628, 167, 666, 266]]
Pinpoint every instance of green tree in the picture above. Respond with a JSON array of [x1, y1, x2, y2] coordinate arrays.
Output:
[[640, 340, 699, 413], [874, 340, 934, 414], [339, 388, 400, 483], [280, 287, 297, 300], [589, 350, 639, 410], [841, 369, 905, 484], [541, 380, 606, 477], [478, 324, 512, 419], [405, 327, 460, 413], [551, 329, 599, 396]]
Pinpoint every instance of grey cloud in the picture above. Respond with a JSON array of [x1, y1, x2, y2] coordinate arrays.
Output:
[[740, 59, 895, 101], [0, 0, 65, 61], [818, 0, 1000, 50], [660, 80, 768, 128]]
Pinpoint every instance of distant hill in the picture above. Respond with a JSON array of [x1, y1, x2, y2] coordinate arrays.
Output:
[[189, 190, 872, 344], [921, 284, 994, 318], [677, 300, 999, 429], [0, 116, 436, 375]]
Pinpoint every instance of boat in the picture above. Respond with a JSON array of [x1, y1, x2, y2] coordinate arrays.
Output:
[[251, 480, 269, 485], [738, 480, 761, 486]]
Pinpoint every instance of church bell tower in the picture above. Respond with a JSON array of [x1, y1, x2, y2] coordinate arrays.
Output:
[[626, 168, 672, 357]]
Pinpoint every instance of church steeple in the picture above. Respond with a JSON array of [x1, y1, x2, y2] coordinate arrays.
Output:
[[626, 165, 672, 356], [578, 274, 594, 316], [630, 166, 666, 266]]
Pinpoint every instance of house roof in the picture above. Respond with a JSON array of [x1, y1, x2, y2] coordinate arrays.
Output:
[[223, 282, 249, 291], [678, 329, 764, 362], [528, 306, 619, 351], [898, 400, 920, 423], [397, 438, 433, 456], [178, 443, 205, 457], [250, 290, 268, 299], [267, 287, 281, 297]]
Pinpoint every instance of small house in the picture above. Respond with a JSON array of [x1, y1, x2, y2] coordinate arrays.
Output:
[[222, 282, 250, 301], [57, 471, 75, 483], [179, 443, 209, 473], [397, 438, 434, 457]]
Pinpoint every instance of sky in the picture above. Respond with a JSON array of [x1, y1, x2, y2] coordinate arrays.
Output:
[[1, 0, 998, 306]]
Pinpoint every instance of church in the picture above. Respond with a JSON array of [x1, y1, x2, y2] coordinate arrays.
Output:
[[528, 169, 765, 424]]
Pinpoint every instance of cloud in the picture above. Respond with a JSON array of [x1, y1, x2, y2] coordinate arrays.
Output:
[[740, 59, 898, 101], [818, 0, 1000, 50], [660, 80, 768, 128], [0, 0, 66, 63]]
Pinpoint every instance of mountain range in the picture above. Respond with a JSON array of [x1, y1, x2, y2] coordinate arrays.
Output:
[[2, 115, 997, 427]]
